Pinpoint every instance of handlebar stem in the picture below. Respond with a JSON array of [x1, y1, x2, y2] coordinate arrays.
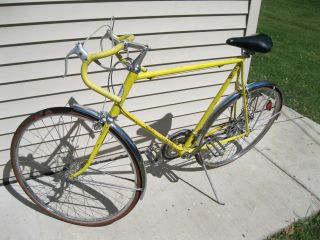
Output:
[[131, 45, 149, 73]]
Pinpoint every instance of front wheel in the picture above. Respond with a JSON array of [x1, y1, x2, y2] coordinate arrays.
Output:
[[11, 107, 142, 226], [196, 83, 283, 168]]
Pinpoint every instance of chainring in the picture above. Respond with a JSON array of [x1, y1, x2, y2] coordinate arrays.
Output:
[[161, 129, 192, 160]]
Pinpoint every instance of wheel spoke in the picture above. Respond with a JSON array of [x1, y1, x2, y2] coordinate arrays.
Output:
[[198, 86, 282, 167], [74, 179, 142, 192]]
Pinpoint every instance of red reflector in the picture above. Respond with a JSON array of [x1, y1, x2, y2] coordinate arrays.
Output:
[[266, 100, 273, 111]]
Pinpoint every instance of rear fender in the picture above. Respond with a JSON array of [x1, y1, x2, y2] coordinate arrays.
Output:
[[197, 81, 283, 141]]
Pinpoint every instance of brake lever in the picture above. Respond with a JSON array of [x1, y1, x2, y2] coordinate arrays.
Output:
[[63, 42, 88, 78]]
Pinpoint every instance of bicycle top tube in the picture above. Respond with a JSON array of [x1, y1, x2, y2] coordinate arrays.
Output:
[[78, 33, 245, 104]]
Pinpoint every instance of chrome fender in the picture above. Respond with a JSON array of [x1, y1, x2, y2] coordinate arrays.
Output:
[[197, 81, 283, 140]]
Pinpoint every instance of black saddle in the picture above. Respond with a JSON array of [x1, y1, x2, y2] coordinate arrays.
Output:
[[226, 33, 273, 54]]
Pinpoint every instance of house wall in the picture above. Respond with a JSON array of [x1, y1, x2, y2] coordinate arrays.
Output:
[[0, 0, 261, 183]]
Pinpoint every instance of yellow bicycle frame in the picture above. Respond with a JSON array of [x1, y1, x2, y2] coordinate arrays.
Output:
[[71, 35, 250, 178]]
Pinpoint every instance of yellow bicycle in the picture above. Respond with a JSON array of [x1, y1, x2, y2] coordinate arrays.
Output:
[[10, 25, 282, 226]]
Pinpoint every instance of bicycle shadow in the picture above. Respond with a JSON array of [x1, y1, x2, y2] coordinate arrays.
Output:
[[134, 113, 223, 203], [3, 158, 121, 216], [2, 110, 124, 216], [1, 98, 131, 216], [2, 98, 223, 219], [2, 160, 49, 215]]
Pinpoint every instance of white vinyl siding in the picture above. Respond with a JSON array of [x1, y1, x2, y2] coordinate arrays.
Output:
[[0, 0, 261, 183]]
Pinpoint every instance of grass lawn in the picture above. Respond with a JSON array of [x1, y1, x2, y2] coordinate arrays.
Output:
[[249, 0, 320, 123], [267, 212, 320, 240], [249, 0, 320, 239]]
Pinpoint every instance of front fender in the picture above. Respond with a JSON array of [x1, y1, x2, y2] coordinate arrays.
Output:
[[72, 104, 147, 199]]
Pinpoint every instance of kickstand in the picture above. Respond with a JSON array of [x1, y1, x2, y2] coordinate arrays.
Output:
[[202, 163, 225, 205]]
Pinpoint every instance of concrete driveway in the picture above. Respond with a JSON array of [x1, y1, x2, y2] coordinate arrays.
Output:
[[0, 106, 319, 240]]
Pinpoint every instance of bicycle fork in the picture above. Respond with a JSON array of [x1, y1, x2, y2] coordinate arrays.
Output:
[[70, 121, 112, 178]]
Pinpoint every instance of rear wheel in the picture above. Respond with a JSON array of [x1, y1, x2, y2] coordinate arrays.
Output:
[[196, 84, 283, 167], [11, 107, 142, 226]]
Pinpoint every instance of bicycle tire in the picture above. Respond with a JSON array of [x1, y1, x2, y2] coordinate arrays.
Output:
[[196, 83, 283, 168], [11, 107, 142, 226]]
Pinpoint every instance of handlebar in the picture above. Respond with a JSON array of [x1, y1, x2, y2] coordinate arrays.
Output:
[[67, 32, 149, 104], [81, 34, 136, 103], [63, 30, 149, 103], [63, 33, 136, 76], [88, 37, 130, 63], [63, 32, 149, 75]]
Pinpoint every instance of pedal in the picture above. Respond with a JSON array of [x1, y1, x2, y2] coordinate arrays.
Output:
[[145, 143, 162, 166], [205, 135, 225, 157]]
